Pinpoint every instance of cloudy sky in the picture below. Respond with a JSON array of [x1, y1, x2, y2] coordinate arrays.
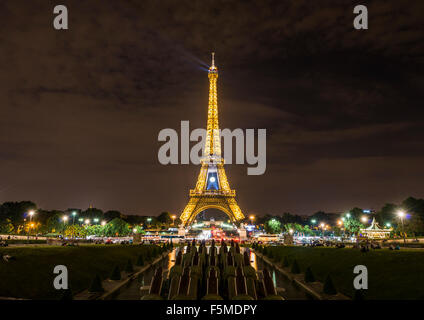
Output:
[[0, 0, 423, 216]]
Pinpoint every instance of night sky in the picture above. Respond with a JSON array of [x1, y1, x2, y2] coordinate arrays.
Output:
[[1, 0, 423, 217]]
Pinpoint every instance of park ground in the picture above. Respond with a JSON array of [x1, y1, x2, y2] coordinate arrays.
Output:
[[0, 244, 159, 299], [262, 245, 424, 300]]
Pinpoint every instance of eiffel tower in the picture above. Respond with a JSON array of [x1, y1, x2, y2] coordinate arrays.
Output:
[[179, 53, 245, 226]]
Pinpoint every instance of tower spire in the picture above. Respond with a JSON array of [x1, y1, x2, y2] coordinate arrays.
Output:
[[204, 52, 220, 157]]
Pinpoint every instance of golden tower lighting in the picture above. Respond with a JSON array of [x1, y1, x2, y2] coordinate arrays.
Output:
[[179, 53, 245, 226]]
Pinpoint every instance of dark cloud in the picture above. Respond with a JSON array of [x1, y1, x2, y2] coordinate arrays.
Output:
[[0, 0, 423, 215]]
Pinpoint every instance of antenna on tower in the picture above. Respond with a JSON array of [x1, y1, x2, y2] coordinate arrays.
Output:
[[211, 52, 215, 68]]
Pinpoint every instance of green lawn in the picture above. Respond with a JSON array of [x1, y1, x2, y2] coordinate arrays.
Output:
[[261, 245, 424, 300], [0, 244, 160, 299]]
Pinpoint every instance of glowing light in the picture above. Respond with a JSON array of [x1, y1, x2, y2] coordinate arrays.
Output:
[[385, 223, 391, 228], [84, 219, 90, 224], [337, 220, 343, 226], [346, 213, 351, 218], [361, 216, 368, 223], [320, 223, 325, 228], [72, 211, 77, 216], [311, 219, 316, 224], [101, 221, 106, 226], [397, 210, 405, 218], [29, 210, 35, 216], [289, 229, 294, 234], [209, 176, 216, 183], [62, 216, 68, 222], [133, 228, 137, 233]]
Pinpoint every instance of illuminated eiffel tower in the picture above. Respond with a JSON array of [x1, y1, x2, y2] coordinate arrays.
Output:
[[179, 53, 245, 226]]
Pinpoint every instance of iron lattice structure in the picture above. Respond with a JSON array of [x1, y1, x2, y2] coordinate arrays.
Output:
[[179, 53, 245, 226]]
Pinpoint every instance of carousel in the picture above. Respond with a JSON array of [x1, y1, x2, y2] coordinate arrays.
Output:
[[359, 217, 392, 240]]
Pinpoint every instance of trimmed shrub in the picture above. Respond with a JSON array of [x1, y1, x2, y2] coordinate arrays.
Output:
[[60, 288, 73, 300], [291, 259, 301, 274], [89, 274, 104, 293], [110, 265, 121, 280], [354, 289, 365, 300], [136, 255, 144, 266], [304, 267, 315, 282], [282, 256, 289, 267], [323, 274, 337, 295], [125, 259, 134, 273]]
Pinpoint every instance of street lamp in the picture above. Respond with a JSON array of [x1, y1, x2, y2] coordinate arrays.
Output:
[[62, 216, 68, 236], [249, 215, 255, 223], [101, 220, 106, 226], [171, 215, 177, 226], [320, 223, 325, 237], [93, 218, 99, 224], [361, 216, 368, 223], [397, 210, 406, 243], [27, 210, 36, 241], [346, 213, 351, 218], [72, 211, 77, 224], [385, 222, 391, 228], [147, 217, 152, 228], [84, 219, 90, 225]]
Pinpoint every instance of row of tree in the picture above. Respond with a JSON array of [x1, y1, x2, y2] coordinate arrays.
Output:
[[0, 202, 176, 235], [253, 197, 424, 236], [1, 196, 424, 236]]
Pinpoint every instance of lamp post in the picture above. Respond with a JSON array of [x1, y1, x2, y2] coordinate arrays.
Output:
[[147, 217, 152, 228], [171, 215, 177, 226], [397, 211, 406, 243], [27, 210, 36, 242], [249, 215, 255, 224], [72, 211, 77, 225], [320, 223, 325, 237], [62, 216, 68, 237]]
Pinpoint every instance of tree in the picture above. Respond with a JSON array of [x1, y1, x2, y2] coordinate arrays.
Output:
[[264, 218, 281, 234], [344, 218, 364, 235], [104, 218, 130, 236], [46, 212, 66, 233], [104, 210, 122, 221], [376, 203, 397, 225], [157, 211, 172, 225], [396, 214, 424, 237], [0, 218, 14, 234], [82, 207, 103, 220], [64, 225, 87, 238], [0, 201, 37, 230]]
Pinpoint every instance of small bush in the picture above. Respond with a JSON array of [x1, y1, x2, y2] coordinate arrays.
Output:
[[354, 289, 365, 300], [291, 259, 301, 274], [110, 265, 121, 280], [323, 274, 337, 295], [136, 255, 144, 266], [89, 274, 104, 293], [125, 259, 134, 273], [60, 288, 73, 300], [304, 267, 315, 282], [282, 256, 289, 267]]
